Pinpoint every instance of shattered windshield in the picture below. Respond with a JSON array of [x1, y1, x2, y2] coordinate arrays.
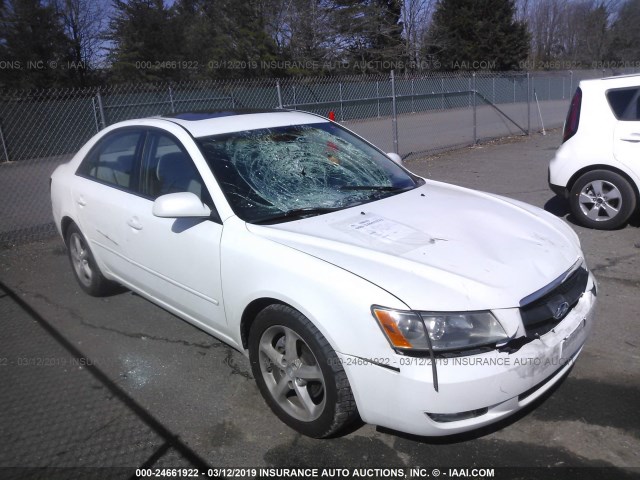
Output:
[[196, 122, 421, 223]]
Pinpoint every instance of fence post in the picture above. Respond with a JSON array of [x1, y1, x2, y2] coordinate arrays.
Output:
[[168, 86, 176, 113], [569, 71, 573, 96], [492, 77, 495, 103], [91, 98, 100, 133], [0, 124, 9, 163], [527, 72, 531, 135], [292, 85, 297, 110], [390, 70, 399, 154], [411, 78, 415, 113], [376, 80, 380, 118], [96, 90, 107, 129], [513, 77, 516, 103], [472, 72, 477, 145], [441, 77, 445, 110], [339, 82, 344, 121], [276, 80, 283, 108]]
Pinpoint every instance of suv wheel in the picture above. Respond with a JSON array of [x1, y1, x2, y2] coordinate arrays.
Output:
[[569, 170, 636, 230], [248, 304, 358, 438]]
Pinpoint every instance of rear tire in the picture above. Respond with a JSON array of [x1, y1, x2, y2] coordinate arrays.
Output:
[[65, 223, 116, 296], [248, 304, 358, 438], [569, 170, 636, 230]]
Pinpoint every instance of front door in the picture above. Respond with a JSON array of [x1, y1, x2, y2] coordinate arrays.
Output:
[[119, 130, 228, 338]]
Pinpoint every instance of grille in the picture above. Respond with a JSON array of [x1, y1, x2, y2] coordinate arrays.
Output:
[[520, 267, 589, 338]]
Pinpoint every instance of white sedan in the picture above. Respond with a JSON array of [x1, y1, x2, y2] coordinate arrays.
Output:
[[51, 110, 597, 438]]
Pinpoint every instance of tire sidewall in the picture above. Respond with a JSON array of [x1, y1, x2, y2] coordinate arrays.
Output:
[[248, 305, 341, 438], [569, 170, 636, 230]]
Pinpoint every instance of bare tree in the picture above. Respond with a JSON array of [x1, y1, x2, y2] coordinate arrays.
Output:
[[608, 0, 640, 62], [54, 0, 107, 69], [402, 0, 435, 69], [528, 0, 565, 62], [515, 0, 531, 22], [526, 0, 621, 66], [258, 0, 338, 65]]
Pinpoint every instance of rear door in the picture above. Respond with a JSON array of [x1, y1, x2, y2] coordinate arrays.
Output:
[[73, 128, 145, 278], [609, 87, 640, 171]]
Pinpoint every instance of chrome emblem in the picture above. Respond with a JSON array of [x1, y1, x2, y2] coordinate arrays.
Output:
[[553, 301, 570, 320]]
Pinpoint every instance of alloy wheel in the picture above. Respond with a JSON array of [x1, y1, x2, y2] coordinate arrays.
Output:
[[578, 179, 622, 222], [257, 325, 326, 422]]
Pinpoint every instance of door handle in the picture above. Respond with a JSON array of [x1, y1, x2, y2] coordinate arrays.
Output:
[[76, 196, 87, 207], [621, 132, 640, 143], [127, 217, 143, 230]]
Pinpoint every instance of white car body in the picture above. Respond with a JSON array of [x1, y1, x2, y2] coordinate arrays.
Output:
[[549, 74, 640, 229], [51, 111, 597, 437]]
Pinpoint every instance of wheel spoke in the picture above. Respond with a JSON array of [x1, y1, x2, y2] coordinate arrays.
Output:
[[82, 263, 92, 279], [292, 381, 322, 418], [578, 192, 594, 205], [590, 180, 604, 196], [586, 205, 602, 220], [273, 375, 291, 400], [295, 364, 323, 381], [259, 339, 284, 367], [606, 189, 622, 202], [601, 201, 619, 218], [283, 328, 301, 363], [71, 236, 82, 259]]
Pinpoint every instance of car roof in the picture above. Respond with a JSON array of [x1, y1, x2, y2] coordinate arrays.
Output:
[[161, 109, 329, 138], [580, 74, 640, 90]]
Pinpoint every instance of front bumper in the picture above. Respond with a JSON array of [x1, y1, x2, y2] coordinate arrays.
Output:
[[339, 276, 597, 437]]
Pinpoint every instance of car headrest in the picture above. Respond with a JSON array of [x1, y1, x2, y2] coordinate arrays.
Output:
[[156, 151, 193, 182]]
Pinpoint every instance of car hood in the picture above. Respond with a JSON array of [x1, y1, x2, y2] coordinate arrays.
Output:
[[247, 181, 582, 311]]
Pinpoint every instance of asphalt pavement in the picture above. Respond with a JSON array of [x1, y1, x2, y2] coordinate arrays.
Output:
[[0, 129, 638, 480]]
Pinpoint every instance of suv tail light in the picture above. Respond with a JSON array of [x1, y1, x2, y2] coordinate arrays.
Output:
[[563, 88, 582, 143]]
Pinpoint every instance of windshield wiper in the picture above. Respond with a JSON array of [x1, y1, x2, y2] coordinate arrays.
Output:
[[253, 206, 344, 224], [339, 185, 408, 192], [338, 185, 416, 193]]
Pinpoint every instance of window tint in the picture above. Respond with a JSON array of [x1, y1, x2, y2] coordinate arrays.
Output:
[[141, 132, 212, 206], [78, 131, 142, 190], [607, 88, 640, 120]]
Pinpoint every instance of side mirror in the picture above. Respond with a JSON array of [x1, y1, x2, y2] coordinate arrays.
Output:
[[386, 152, 403, 166], [152, 192, 212, 218]]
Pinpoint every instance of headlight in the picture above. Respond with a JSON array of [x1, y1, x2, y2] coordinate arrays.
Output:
[[372, 306, 508, 353]]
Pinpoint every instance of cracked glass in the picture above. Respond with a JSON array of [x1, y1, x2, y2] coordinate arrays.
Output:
[[196, 122, 421, 223]]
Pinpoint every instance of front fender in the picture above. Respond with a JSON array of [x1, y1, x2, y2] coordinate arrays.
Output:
[[220, 216, 408, 360]]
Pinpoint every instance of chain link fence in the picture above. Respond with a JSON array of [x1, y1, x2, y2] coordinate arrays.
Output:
[[1, 68, 638, 245]]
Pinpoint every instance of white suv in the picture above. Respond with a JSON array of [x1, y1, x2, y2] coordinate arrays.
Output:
[[549, 74, 640, 229]]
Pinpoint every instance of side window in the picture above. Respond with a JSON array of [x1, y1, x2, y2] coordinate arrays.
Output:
[[607, 88, 640, 121], [77, 131, 142, 190], [141, 132, 213, 206]]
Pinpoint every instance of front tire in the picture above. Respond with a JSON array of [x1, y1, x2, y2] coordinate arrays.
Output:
[[248, 304, 358, 438], [65, 223, 116, 296], [569, 170, 636, 230]]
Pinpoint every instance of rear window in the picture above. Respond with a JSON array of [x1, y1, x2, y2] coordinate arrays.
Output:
[[606, 87, 640, 120]]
